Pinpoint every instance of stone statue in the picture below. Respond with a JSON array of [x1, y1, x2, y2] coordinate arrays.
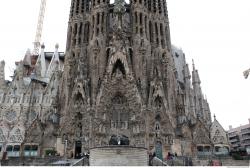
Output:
[[109, 135, 130, 146]]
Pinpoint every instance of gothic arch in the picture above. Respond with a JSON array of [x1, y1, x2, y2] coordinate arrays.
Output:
[[8, 127, 24, 143], [154, 95, 163, 110], [112, 59, 126, 77]]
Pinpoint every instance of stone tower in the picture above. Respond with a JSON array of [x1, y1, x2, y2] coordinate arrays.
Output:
[[59, 0, 178, 156], [58, 0, 209, 157], [0, 61, 5, 87]]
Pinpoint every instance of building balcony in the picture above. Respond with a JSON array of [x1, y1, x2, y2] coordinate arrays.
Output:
[[242, 141, 250, 146], [241, 135, 250, 140], [229, 138, 240, 143], [228, 133, 238, 138], [231, 143, 241, 148], [241, 129, 250, 134]]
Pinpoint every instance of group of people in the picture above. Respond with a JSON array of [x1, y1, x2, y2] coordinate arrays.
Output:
[[165, 152, 178, 160]]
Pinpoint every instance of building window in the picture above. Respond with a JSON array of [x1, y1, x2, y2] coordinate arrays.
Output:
[[6, 145, 20, 157], [24, 145, 38, 157]]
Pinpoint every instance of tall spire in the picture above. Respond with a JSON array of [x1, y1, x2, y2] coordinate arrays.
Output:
[[35, 44, 46, 78], [46, 44, 60, 79], [23, 49, 32, 66], [0, 60, 5, 87], [192, 59, 201, 85], [184, 64, 191, 79]]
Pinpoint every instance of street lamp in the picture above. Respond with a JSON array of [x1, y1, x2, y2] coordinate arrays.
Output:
[[64, 140, 68, 159]]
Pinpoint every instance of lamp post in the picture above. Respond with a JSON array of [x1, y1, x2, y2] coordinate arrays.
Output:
[[64, 140, 68, 159]]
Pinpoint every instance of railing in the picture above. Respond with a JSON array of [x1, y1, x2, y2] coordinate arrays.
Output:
[[242, 141, 250, 146], [151, 157, 168, 166], [241, 129, 250, 134], [228, 133, 238, 137], [231, 143, 241, 148], [241, 135, 250, 140], [229, 138, 240, 143], [72, 157, 85, 166]]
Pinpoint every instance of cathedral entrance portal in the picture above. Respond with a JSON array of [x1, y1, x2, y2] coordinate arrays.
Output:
[[155, 141, 163, 160], [75, 141, 82, 159]]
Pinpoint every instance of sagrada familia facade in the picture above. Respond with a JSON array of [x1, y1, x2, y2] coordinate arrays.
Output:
[[0, 0, 223, 159]]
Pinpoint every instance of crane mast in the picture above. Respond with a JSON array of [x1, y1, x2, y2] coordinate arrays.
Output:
[[33, 0, 47, 55]]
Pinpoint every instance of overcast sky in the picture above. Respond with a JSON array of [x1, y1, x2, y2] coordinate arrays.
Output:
[[0, 0, 250, 130]]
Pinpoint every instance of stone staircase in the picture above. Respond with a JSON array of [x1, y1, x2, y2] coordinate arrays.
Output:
[[90, 146, 148, 166]]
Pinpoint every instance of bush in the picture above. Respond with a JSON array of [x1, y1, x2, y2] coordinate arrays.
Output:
[[232, 153, 243, 160], [45, 149, 57, 156]]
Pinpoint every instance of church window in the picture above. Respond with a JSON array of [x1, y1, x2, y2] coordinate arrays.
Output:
[[148, 0, 151, 11], [163, 0, 167, 16], [84, 22, 90, 43], [112, 60, 126, 77], [155, 23, 158, 36], [158, 0, 162, 14], [153, 0, 157, 13], [71, 1, 75, 17], [97, 13, 100, 25], [140, 13, 143, 25], [86, 0, 90, 12], [149, 21, 153, 43], [155, 122, 160, 131], [135, 12, 138, 25], [24, 145, 38, 157], [145, 16, 148, 38], [76, 0, 80, 14], [92, 16, 95, 39], [154, 96, 163, 110], [81, 0, 84, 13], [6, 144, 20, 157]]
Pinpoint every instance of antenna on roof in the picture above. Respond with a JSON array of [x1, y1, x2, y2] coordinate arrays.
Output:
[[33, 0, 47, 55]]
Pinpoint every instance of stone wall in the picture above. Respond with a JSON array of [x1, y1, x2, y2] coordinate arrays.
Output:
[[90, 146, 148, 166], [1, 156, 63, 166], [193, 158, 250, 166]]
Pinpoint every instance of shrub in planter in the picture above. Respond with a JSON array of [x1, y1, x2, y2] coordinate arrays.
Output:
[[45, 149, 57, 156], [232, 153, 243, 160]]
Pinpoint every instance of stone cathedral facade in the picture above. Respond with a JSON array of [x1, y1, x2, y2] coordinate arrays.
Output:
[[0, 0, 213, 159]]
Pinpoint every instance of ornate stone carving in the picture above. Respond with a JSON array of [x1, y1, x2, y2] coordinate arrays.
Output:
[[5, 111, 17, 122]]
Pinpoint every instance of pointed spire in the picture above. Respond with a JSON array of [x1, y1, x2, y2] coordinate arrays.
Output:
[[35, 43, 46, 78], [214, 114, 216, 121], [23, 49, 32, 66], [192, 59, 195, 71], [46, 44, 60, 78], [192, 59, 201, 85], [184, 64, 191, 79], [0, 60, 5, 86]]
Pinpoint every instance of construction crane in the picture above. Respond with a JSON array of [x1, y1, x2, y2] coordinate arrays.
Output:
[[33, 0, 47, 55]]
